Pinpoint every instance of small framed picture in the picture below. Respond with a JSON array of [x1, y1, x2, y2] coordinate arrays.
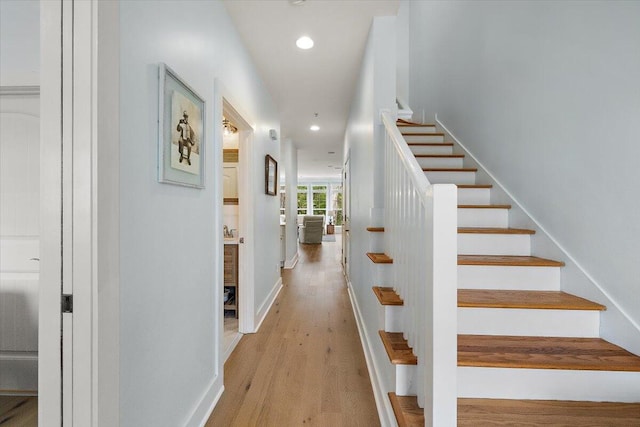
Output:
[[265, 154, 277, 196], [158, 63, 206, 188]]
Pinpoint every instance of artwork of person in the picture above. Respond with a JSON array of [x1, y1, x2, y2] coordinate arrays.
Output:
[[177, 111, 195, 165]]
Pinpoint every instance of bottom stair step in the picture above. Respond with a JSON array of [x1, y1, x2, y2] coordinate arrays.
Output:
[[390, 395, 640, 426]]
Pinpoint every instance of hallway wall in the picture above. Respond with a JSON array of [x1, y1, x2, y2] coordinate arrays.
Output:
[[119, 1, 279, 426], [408, 0, 640, 350]]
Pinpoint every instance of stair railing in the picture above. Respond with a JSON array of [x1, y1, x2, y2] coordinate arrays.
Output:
[[381, 110, 458, 426]]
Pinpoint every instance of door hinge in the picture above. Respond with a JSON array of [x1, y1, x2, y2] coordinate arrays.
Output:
[[62, 294, 73, 313]]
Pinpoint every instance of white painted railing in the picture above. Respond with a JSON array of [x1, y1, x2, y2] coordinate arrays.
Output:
[[381, 111, 458, 426]]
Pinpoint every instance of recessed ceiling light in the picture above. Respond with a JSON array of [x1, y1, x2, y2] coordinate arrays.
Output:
[[310, 125, 320, 131], [296, 36, 314, 50]]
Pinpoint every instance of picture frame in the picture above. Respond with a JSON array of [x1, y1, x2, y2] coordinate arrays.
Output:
[[158, 63, 206, 188], [265, 154, 277, 196]]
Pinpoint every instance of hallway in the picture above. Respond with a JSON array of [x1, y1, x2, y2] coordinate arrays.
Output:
[[207, 235, 380, 426]]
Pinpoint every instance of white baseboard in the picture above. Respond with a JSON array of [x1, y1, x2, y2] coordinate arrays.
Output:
[[254, 277, 283, 333], [347, 281, 396, 427], [284, 251, 299, 269], [184, 374, 223, 427], [223, 332, 243, 363], [0, 353, 38, 392]]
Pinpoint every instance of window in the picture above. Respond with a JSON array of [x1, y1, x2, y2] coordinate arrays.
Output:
[[297, 185, 308, 215], [330, 184, 343, 225], [312, 185, 327, 216]]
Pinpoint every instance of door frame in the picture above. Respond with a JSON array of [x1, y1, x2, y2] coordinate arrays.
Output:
[[219, 93, 256, 335]]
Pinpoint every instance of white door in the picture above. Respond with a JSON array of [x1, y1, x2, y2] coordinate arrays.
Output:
[[342, 157, 351, 280], [0, 89, 40, 394]]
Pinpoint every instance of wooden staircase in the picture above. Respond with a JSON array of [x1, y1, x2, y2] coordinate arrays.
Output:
[[371, 120, 640, 425]]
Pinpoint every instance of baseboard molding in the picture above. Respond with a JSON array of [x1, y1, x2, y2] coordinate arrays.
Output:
[[185, 374, 223, 427], [0, 353, 37, 392], [223, 332, 243, 363], [436, 115, 640, 355], [284, 251, 299, 269], [347, 281, 396, 427], [254, 277, 283, 333]]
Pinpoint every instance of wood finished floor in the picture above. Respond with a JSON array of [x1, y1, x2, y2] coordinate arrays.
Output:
[[0, 396, 37, 427], [206, 234, 380, 426]]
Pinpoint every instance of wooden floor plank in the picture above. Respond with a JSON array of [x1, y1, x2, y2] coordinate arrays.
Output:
[[0, 396, 37, 427], [458, 398, 640, 426], [458, 335, 640, 371], [458, 255, 565, 267], [366, 252, 393, 264], [206, 234, 380, 427], [372, 286, 403, 306], [379, 331, 417, 365], [458, 289, 606, 310]]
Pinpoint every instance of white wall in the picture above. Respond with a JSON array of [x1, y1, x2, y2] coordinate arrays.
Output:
[[409, 1, 640, 339], [119, 1, 279, 426], [343, 16, 397, 425]]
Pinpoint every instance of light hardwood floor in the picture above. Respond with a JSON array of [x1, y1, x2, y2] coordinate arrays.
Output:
[[207, 234, 380, 426], [0, 396, 37, 426]]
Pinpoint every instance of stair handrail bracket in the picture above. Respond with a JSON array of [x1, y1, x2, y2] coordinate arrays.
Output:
[[381, 111, 458, 426]]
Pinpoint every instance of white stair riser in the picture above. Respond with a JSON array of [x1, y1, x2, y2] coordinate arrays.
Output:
[[369, 232, 385, 253], [457, 187, 491, 205], [458, 367, 640, 402], [458, 208, 509, 228], [458, 265, 561, 290], [403, 134, 444, 143], [424, 171, 476, 185], [372, 263, 393, 285], [458, 233, 531, 256], [415, 157, 464, 169], [409, 145, 453, 156], [384, 305, 404, 333], [458, 308, 600, 337], [399, 126, 436, 133], [395, 364, 417, 396]]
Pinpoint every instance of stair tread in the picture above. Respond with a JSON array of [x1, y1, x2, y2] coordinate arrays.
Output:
[[389, 396, 640, 426], [458, 227, 535, 235], [459, 398, 640, 426], [401, 132, 444, 136], [458, 204, 512, 209], [373, 286, 404, 306], [408, 142, 453, 146], [366, 226, 384, 232], [389, 393, 424, 427], [457, 184, 493, 189], [458, 289, 606, 310], [414, 154, 464, 158], [396, 119, 436, 127], [379, 331, 417, 365], [458, 255, 565, 267], [458, 335, 640, 371], [366, 252, 393, 264], [423, 167, 477, 172]]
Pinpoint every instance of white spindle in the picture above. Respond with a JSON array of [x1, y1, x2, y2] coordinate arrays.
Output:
[[381, 111, 458, 426]]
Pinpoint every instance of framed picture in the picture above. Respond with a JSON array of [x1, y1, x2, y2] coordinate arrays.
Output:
[[158, 63, 206, 188], [265, 154, 277, 196]]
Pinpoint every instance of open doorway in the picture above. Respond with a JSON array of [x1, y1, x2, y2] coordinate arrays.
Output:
[[221, 98, 253, 360]]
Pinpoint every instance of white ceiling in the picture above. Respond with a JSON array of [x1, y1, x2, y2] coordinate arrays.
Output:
[[223, 0, 399, 180]]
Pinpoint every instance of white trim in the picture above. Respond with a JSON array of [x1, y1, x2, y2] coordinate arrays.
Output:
[[0, 86, 40, 96], [436, 115, 640, 354], [283, 251, 299, 269], [253, 277, 283, 333], [223, 333, 243, 362], [183, 375, 224, 427], [347, 282, 395, 427]]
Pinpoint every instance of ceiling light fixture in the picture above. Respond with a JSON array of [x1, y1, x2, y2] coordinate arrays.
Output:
[[222, 118, 237, 135], [296, 36, 314, 50], [310, 125, 320, 131]]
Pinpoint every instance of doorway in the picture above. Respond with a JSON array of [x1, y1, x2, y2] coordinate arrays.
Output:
[[221, 98, 254, 360]]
